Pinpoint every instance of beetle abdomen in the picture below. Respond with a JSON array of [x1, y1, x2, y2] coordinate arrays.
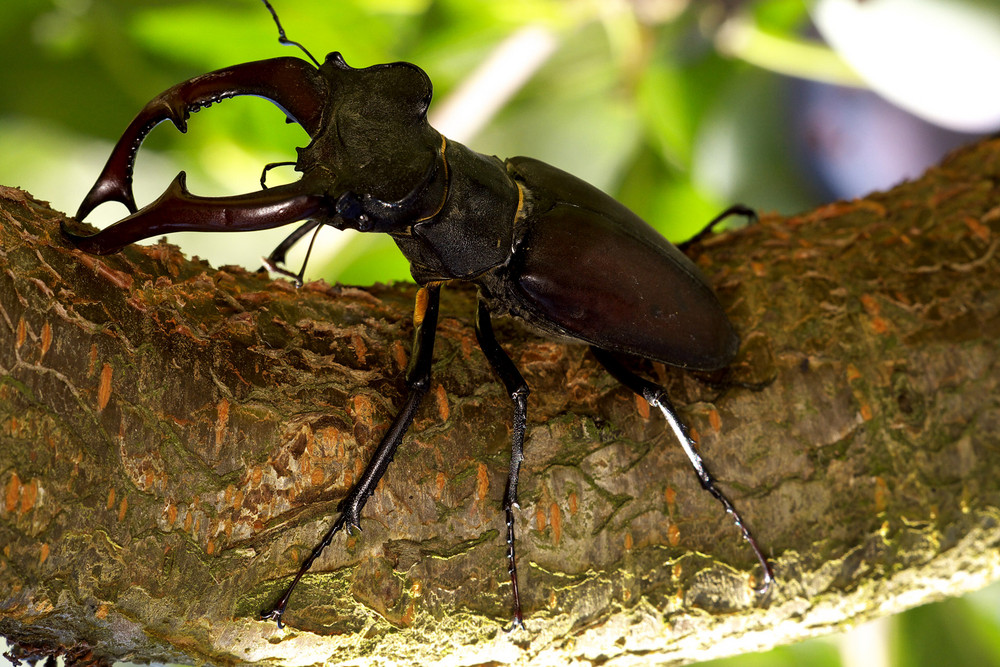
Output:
[[506, 157, 739, 371]]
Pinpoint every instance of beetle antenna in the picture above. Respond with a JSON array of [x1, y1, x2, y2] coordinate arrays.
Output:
[[261, 0, 321, 68]]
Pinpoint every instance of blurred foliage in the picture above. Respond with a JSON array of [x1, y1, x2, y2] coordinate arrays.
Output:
[[1, 1, 999, 666]]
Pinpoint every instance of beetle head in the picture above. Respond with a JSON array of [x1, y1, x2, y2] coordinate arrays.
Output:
[[297, 53, 443, 215], [64, 53, 446, 254]]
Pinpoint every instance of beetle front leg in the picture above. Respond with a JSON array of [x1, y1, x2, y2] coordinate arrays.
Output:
[[260, 285, 441, 628], [590, 347, 774, 597], [474, 300, 529, 629]]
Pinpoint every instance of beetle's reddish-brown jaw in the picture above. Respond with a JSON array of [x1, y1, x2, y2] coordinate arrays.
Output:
[[63, 172, 328, 255], [76, 57, 328, 222]]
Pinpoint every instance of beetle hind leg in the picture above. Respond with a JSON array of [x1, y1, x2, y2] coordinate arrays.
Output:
[[475, 300, 529, 630], [591, 347, 774, 597]]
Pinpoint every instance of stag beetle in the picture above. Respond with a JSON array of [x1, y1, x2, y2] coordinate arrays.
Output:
[[62, 1, 773, 629]]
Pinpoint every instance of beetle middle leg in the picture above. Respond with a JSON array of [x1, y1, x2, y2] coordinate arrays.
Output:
[[260, 284, 441, 628], [590, 347, 774, 596], [474, 299, 529, 629]]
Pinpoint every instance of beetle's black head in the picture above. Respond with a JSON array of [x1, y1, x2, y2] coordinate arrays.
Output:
[[296, 52, 443, 211], [64, 52, 446, 255]]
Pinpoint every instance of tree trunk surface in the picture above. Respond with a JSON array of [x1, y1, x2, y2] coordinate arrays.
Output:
[[1, 137, 999, 666]]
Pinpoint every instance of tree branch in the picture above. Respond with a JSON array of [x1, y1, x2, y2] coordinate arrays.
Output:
[[1, 137, 999, 665]]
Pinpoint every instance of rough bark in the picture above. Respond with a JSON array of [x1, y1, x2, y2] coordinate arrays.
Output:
[[1, 136, 999, 666]]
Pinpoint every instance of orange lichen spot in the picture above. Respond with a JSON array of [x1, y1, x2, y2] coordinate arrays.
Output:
[[118, 496, 128, 522], [351, 333, 368, 365], [535, 507, 546, 532], [708, 409, 722, 433], [183, 510, 193, 532], [224, 519, 233, 539], [401, 600, 417, 626], [435, 472, 446, 500], [624, 532, 633, 551], [393, 340, 408, 371], [410, 581, 422, 597], [550, 502, 561, 545], [251, 467, 263, 486], [97, 363, 113, 412], [461, 336, 473, 360], [476, 462, 489, 501], [965, 215, 991, 242], [5, 472, 20, 513], [846, 363, 862, 382], [40, 322, 52, 359], [353, 394, 375, 428], [860, 293, 880, 316], [874, 476, 888, 513], [167, 502, 178, 527], [664, 487, 676, 506], [311, 468, 325, 487], [88, 344, 98, 377], [750, 261, 766, 278], [689, 428, 700, 445], [215, 399, 230, 447], [106, 487, 116, 510], [434, 384, 449, 422], [15, 318, 26, 350], [668, 523, 681, 546], [870, 316, 890, 335], [623, 588, 632, 602], [206, 540, 215, 556], [224, 485, 234, 504], [635, 394, 650, 419], [95, 603, 110, 620], [20, 479, 37, 514], [568, 491, 578, 515], [859, 401, 873, 422], [233, 489, 244, 510], [672, 562, 682, 579], [39, 543, 49, 566]]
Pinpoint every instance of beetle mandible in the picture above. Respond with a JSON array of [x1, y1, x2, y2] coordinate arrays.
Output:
[[62, 0, 773, 628]]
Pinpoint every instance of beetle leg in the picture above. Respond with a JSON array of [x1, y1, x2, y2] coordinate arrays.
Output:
[[590, 347, 774, 597], [260, 285, 441, 628], [474, 300, 529, 630], [77, 57, 327, 221], [264, 220, 322, 271], [260, 221, 324, 287], [677, 204, 757, 252], [62, 173, 328, 255]]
